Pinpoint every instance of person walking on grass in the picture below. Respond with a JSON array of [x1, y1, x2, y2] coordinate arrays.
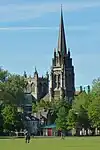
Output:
[[25, 131, 31, 143]]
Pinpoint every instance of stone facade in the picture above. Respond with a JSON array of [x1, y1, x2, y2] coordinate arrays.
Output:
[[24, 68, 49, 101], [49, 8, 75, 102]]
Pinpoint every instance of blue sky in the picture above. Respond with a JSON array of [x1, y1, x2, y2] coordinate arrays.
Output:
[[0, 0, 100, 89]]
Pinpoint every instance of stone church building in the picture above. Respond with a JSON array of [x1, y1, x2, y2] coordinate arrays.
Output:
[[24, 8, 75, 106]]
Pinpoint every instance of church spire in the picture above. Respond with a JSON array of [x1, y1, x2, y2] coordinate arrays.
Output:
[[34, 66, 38, 76], [57, 5, 67, 56]]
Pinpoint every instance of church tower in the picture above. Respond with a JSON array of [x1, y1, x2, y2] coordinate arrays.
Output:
[[49, 7, 75, 102]]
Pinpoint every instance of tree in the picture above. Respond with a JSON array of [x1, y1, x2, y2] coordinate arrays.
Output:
[[88, 97, 100, 129], [73, 92, 90, 111], [45, 98, 71, 126], [56, 106, 68, 131], [0, 103, 3, 132], [14, 113, 24, 132], [67, 109, 77, 130], [77, 105, 90, 131], [52, 98, 71, 114], [92, 78, 100, 95], [68, 92, 90, 135], [2, 105, 19, 131], [0, 69, 26, 132], [0, 73, 27, 105], [87, 77, 100, 134]]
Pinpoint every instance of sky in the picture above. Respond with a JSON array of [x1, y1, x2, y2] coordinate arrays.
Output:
[[0, 0, 100, 89]]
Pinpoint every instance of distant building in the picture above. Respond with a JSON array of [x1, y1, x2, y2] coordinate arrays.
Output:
[[24, 69, 49, 101], [23, 69, 49, 114], [24, 7, 75, 104], [49, 7, 75, 102]]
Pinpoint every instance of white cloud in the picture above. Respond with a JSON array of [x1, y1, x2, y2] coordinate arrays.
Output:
[[0, 1, 100, 22], [0, 26, 58, 31], [0, 24, 98, 31]]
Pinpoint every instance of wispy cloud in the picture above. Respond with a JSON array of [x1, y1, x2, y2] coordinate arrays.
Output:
[[0, 24, 98, 31], [0, 26, 58, 31], [0, 1, 100, 22]]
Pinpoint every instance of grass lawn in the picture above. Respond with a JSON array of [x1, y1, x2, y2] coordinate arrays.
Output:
[[0, 137, 100, 150]]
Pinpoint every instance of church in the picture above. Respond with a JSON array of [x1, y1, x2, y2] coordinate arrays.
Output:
[[24, 7, 75, 110]]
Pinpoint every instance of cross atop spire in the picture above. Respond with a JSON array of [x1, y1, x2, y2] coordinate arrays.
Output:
[[57, 5, 67, 56]]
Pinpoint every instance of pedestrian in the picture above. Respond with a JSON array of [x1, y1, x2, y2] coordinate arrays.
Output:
[[25, 131, 31, 143]]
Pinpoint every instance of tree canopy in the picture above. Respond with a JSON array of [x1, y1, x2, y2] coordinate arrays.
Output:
[[0, 68, 26, 132], [0, 67, 100, 135]]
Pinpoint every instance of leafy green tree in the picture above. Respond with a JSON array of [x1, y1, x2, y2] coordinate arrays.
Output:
[[92, 78, 100, 95], [55, 99, 70, 130], [78, 105, 90, 131], [87, 77, 100, 134], [73, 92, 90, 111], [67, 109, 77, 130], [2, 105, 19, 131], [56, 106, 68, 131], [37, 100, 52, 110], [47, 98, 71, 125], [88, 97, 100, 129], [52, 98, 71, 114], [0, 104, 3, 132], [0, 69, 26, 132], [14, 113, 24, 132], [0, 73, 27, 105], [67, 106, 90, 135], [68, 92, 90, 134]]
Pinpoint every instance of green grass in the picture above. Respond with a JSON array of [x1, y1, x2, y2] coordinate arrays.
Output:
[[0, 137, 100, 150]]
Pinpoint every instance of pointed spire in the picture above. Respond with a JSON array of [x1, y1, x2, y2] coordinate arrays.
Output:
[[57, 5, 67, 56], [34, 66, 37, 74], [34, 66, 38, 76], [34, 66, 38, 78], [24, 71, 27, 78]]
